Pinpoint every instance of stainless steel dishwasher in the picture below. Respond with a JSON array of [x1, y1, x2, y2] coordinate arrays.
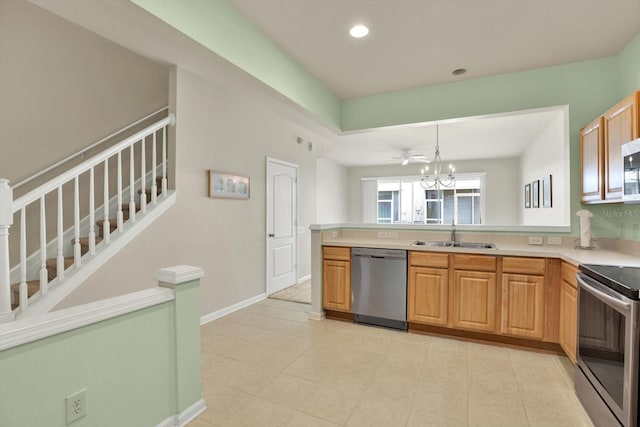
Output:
[[351, 247, 407, 330]]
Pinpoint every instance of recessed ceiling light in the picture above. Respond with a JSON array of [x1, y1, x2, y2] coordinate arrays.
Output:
[[452, 68, 467, 76], [349, 24, 369, 38]]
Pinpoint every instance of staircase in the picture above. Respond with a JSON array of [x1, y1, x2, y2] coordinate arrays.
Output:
[[0, 109, 176, 321]]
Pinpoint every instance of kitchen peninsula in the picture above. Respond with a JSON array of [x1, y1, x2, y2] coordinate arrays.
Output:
[[309, 223, 640, 362]]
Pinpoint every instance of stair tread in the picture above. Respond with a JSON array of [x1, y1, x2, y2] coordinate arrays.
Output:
[[10, 280, 40, 295], [45, 257, 74, 269], [73, 237, 104, 246]]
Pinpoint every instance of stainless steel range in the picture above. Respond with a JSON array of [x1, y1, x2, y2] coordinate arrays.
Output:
[[577, 264, 640, 427]]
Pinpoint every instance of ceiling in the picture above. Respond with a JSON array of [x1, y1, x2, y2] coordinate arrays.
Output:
[[227, 0, 640, 100], [327, 107, 563, 167], [226, 1, 634, 167]]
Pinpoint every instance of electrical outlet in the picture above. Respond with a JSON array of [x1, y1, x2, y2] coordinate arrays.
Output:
[[331, 231, 338, 239], [528, 236, 543, 245], [66, 389, 86, 424], [377, 231, 388, 238], [388, 232, 399, 239], [547, 236, 562, 245], [298, 226, 305, 234]]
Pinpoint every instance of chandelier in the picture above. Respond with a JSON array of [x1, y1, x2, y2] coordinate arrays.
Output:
[[420, 124, 455, 189]]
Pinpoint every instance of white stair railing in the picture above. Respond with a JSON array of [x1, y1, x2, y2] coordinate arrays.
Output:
[[0, 112, 175, 322]]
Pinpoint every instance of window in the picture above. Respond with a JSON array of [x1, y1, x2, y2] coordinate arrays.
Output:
[[373, 175, 484, 224]]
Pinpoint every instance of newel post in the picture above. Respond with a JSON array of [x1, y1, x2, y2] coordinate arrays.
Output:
[[155, 265, 205, 421], [0, 179, 14, 322]]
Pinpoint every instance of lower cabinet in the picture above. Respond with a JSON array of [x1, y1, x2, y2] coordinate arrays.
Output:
[[501, 274, 545, 340], [408, 266, 448, 326], [559, 262, 578, 363], [450, 270, 497, 333], [322, 247, 351, 312]]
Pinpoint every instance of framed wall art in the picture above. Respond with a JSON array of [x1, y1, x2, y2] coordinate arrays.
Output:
[[542, 174, 552, 208], [524, 184, 531, 208], [208, 171, 250, 199], [532, 179, 540, 208]]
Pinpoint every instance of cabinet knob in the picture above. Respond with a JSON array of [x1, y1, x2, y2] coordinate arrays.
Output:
[[268, 233, 275, 237]]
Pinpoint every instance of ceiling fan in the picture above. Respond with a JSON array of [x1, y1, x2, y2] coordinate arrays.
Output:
[[392, 150, 430, 166]]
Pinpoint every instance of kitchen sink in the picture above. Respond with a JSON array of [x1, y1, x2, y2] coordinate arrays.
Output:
[[411, 240, 497, 249]]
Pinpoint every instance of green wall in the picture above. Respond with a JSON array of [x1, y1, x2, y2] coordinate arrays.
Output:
[[126, 1, 640, 240], [132, 0, 342, 129], [0, 303, 177, 427]]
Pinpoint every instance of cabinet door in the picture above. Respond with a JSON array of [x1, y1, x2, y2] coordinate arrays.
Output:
[[322, 260, 351, 312], [603, 93, 639, 200], [408, 266, 448, 326], [559, 280, 577, 364], [580, 117, 604, 203], [501, 274, 545, 340], [450, 270, 496, 333]]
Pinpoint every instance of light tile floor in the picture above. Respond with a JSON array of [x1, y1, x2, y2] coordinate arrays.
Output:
[[269, 281, 311, 304], [191, 299, 593, 427]]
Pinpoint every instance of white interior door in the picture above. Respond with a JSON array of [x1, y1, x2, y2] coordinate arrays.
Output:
[[266, 158, 297, 295]]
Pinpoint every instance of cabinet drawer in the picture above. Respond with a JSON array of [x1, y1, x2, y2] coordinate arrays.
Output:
[[453, 254, 496, 272], [561, 262, 578, 289], [503, 257, 546, 275], [323, 246, 351, 261], [409, 251, 449, 268]]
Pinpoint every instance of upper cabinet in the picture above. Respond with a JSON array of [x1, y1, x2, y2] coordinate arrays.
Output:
[[581, 91, 640, 204], [580, 117, 604, 203]]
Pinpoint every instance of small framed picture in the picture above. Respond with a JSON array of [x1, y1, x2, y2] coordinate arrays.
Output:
[[542, 175, 552, 208], [208, 171, 250, 199], [532, 180, 540, 208], [524, 184, 531, 208]]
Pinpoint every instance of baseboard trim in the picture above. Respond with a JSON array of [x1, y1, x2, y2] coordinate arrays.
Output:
[[155, 398, 207, 427], [200, 293, 267, 325], [308, 311, 325, 321], [297, 274, 311, 284]]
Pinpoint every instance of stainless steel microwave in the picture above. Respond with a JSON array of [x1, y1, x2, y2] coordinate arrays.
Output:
[[622, 138, 640, 202]]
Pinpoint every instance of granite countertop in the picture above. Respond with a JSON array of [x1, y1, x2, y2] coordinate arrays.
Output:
[[321, 237, 640, 268]]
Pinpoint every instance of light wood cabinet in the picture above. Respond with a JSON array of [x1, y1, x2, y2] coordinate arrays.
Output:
[[408, 252, 449, 326], [581, 91, 639, 203], [580, 117, 605, 203], [501, 273, 545, 340], [500, 257, 546, 340], [450, 258, 497, 333], [322, 247, 351, 312], [604, 92, 639, 200], [559, 262, 578, 364]]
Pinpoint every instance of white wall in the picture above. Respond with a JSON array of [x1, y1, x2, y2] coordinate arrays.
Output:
[[519, 115, 568, 225], [0, 0, 169, 185], [57, 66, 337, 314], [347, 158, 520, 225], [316, 158, 349, 224]]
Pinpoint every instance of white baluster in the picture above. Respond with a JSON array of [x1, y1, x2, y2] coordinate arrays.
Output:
[[117, 151, 123, 231], [74, 176, 81, 265], [151, 131, 157, 205], [0, 180, 14, 322], [57, 186, 64, 282], [129, 144, 136, 223], [89, 167, 96, 254], [162, 125, 167, 195], [39, 196, 48, 295], [19, 208, 27, 309], [103, 158, 110, 243], [141, 137, 147, 213]]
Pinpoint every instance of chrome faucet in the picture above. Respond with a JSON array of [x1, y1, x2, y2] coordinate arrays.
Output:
[[450, 220, 457, 243]]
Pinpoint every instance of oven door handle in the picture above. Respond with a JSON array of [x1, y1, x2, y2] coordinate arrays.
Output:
[[577, 274, 633, 313]]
